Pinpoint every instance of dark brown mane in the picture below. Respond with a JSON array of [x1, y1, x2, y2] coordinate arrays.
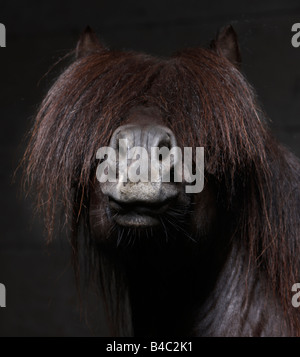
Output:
[[22, 37, 300, 335]]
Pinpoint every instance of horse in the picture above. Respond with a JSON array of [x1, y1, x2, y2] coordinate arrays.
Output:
[[22, 25, 300, 336]]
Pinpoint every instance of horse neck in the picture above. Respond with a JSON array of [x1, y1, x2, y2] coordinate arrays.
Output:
[[120, 234, 233, 336]]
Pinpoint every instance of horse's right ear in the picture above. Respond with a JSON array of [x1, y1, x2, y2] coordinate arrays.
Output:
[[75, 26, 107, 59]]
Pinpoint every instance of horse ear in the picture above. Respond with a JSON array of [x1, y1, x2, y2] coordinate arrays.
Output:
[[76, 26, 107, 59], [210, 25, 241, 68]]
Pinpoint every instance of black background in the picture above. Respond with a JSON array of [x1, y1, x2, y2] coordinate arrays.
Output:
[[0, 0, 299, 336]]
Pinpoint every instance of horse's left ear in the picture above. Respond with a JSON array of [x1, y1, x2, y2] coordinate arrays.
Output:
[[210, 25, 241, 68], [76, 26, 107, 59]]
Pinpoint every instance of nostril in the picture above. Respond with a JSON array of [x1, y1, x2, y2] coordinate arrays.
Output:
[[158, 135, 171, 150], [99, 154, 108, 164], [157, 134, 173, 162]]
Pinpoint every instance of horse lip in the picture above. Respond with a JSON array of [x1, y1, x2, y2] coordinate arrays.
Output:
[[108, 197, 171, 216], [113, 211, 160, 227]]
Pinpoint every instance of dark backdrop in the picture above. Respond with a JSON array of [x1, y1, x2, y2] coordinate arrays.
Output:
[[0, 0, 299, 336]]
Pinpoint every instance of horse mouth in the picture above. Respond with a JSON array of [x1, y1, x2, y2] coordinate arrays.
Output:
[[108, 197, 171, 227]]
